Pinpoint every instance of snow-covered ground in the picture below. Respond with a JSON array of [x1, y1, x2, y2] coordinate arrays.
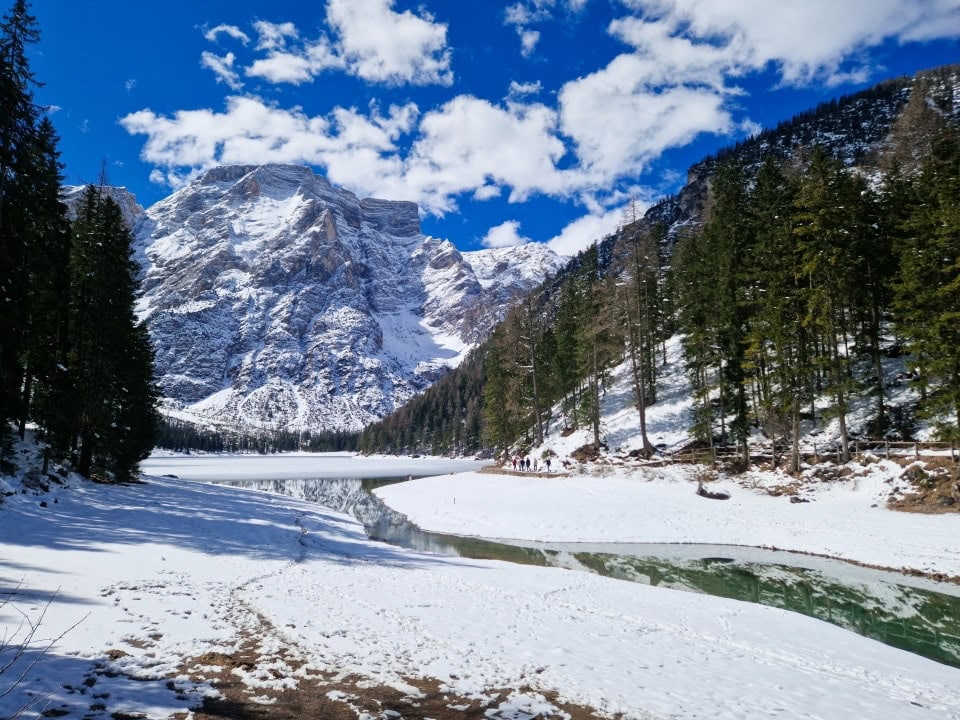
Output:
[[2, 447, 960, 719], [376, 462, 960, 577], [3, 333, 959, 718], [374, 334, 960, 578]]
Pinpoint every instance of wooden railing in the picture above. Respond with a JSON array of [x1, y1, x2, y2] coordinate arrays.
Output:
[[666, 440, 959, 467]]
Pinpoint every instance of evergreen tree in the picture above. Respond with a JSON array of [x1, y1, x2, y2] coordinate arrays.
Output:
[[674, 161, 753, 457], [745, 157, 807, 470], [58, 187, 159, 479], [793, 147, 866, 462], [16, 118, 72, 439], [0, 0, 40, 436], [707, 162, 753, 461], [894, 128, 960, 438]]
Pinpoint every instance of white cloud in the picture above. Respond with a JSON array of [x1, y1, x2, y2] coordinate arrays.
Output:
[[127, 0, 959, 233], [508, 80, 543, 98], [615, 0, 960, 86], [245, 52, 315, 85], [559, 53, 733, 183], [519, 30, 541, 56], [203, 23, 251, 45], [325, 0, 452, 86], [505, 2, 551, 27], [230, 2, 452, 88], [246, 39, 344, 85], [553, 0, 960, 184], [253, 20, 299, 51], [546, 206, 625, 256], [119, 93, 572, 216], [505, 1, 591, 55], [125, 78, 137, 93], [404, 96, 569, 212], [201, 51, 244, 91], [120, 96, 419, 192], [482, 220, 531, 248]]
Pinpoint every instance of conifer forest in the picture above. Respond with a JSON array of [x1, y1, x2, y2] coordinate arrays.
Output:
[[361, 72, 960, 460], [0, 1, 159, 480]]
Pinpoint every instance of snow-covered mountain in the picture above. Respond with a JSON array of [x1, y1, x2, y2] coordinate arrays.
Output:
[[131, 165, 564, 432]]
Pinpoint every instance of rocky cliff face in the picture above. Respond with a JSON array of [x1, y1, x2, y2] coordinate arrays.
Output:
[[62, 184, 146, 232], [133, 165, 564, 432]]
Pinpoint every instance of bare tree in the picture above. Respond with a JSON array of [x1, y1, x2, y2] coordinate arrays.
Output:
[[1, 584, 86, 718]]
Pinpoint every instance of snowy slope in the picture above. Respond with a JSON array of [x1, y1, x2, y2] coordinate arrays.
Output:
[[378, 333, 960, 576], [2, 446, 959, 720]]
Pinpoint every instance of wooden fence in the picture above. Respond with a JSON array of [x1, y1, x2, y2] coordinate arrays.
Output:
[[667, 440, 958, 467]]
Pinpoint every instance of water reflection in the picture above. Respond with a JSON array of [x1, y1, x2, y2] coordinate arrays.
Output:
[[211, 475, 960, 668]]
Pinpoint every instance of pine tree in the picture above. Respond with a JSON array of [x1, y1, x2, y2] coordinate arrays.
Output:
[[620, 221, 662, 456], [707, 162, 753, 462], [894, 128, 960, 438], [0, 0, 40, 434], [793, 147, 861, 462], [745, 157, 808, 470], [674, 161, 754, 458], [16, 117, 72, 439], [60, 186, 159, 479]]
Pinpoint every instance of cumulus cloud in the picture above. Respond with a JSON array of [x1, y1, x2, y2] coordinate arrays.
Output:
[[253, 20, 299, 51], [482, 220, 531, 248], [120, 96, 411, 189], [519, 30, 541, 56], [326, 0, 453, 86], [615, 0, 960, 86], [546, 205, 626, 256], [203, 23, 251, 45], [554, 0, 960, 184], [136, 0, 959, 233], [404, 96, 569, 212], [246, 39, 343, 85], [220, 1, 452, 88], [119, 93, 572, 215], [559, 53, 734, 182], [201, 51, 244, 90]]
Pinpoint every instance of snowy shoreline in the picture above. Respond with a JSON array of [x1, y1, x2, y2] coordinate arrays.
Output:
[[3, 451, 960, 719], [376, 463, 960, 581]]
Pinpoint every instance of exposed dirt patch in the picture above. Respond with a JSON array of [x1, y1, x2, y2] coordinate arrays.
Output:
[[159, 579, 608, 720], [173, 632, 606, 720], [887, 456, 960, 514]]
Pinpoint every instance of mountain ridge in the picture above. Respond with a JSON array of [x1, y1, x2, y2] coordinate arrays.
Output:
[[77, 164, 564, 432]]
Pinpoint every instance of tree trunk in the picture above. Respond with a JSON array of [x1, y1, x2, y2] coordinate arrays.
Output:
[[591, 338, 601, 450], [17, 363, 32, 440], [628, 327, 655, 457], [790, 408, 801, 474], [78, 427, 93, 477]]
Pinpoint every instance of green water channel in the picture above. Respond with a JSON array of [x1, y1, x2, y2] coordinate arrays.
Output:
[[212, 475, 960, 668]]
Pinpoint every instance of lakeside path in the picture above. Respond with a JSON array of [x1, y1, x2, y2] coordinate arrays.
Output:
[[1, 455, 959, 718], [374, 463, 960, 579]]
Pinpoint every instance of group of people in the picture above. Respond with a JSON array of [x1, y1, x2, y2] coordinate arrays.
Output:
[[510, 455, 552, 473]]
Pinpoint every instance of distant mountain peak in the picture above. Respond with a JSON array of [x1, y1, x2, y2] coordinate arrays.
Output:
[[134, 164, 564, 432]]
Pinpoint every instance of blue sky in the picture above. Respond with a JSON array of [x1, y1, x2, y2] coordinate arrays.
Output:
[[30, 0, 960, 255]]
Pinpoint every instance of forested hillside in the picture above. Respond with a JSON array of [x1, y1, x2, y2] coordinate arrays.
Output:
[[0, 1, 158, 480], [359, 64, 960, 460]]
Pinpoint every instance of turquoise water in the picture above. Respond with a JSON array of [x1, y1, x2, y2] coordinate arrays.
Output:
[[211, 474, 960, 668]]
